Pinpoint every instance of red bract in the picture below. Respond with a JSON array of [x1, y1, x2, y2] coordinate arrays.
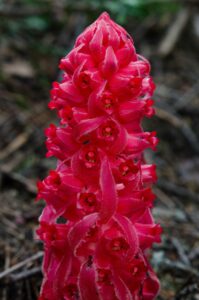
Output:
[[37, 12, 161, 300]]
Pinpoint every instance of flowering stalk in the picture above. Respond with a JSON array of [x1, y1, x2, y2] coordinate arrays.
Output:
[[37, 12, 161, 300]]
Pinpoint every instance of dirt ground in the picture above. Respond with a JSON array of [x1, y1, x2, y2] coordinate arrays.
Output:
[[0, 1, 199, 299]]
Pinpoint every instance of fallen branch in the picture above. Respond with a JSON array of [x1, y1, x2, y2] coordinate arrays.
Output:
[[10, 267, 41, 282], [157, 179, 199, 203], [160, 258, 199, 276], [174, 80, 199, 110], [156, 107, 199, 154], [171, 237, 191, 266], [0, 252, 43, 280], [0, 131, 31, 161], [0, 166, 37, 194], [158, 8, 190, 57]]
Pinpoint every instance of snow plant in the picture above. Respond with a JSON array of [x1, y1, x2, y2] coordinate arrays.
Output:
[[37, 12, 161, 300]]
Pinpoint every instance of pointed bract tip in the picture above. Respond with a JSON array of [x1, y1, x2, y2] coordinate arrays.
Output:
[[98, 12, 111, 21]]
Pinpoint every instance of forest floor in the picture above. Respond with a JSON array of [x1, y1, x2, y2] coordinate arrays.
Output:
[[0, 2, 199, 299]]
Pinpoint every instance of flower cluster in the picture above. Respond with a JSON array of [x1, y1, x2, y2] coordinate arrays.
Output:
[[37, 12, 161, 300]]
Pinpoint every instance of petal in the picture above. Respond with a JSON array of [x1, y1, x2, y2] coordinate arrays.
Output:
[[101, 46, 118, 77], [59, 81, 84, 103], [99, 157, 118, 223], [117, 196, 146, 220], [61, 173, 83, 190], [72, 60, 86, 87], [141, 164, 157, 184], [78, 262, 100, 300], [135, 223, 162, 249], [73, 107, 89, 123], [138, 208, 154, 225], [89, 26, 104, 62], [112, 274, 133, 300], [74, 116, 105, 141], [114, 214, 139, 258], [39, 205, 57, 224], [40, 247, 72, 300], [106, 24, 120, 49], [68, 213, 98, 253], [109, 73, 129, 95], [109, 122, 127, 154], [52, 249, 72, 296], [88, 81, 107, 116], [122, 59, 150, 77], [59, 44, 84, 73], [142, 267, 160, 300], [71, 150, 100, 184], [126, 133, 157, 154], [116, 41, 136, 67], [75, 21, 96, 47], [56, 128, 77, 152], [119, 100, 145, 122]]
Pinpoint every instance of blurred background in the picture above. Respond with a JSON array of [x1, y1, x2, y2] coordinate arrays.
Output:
[[0, 0, 199, 299]]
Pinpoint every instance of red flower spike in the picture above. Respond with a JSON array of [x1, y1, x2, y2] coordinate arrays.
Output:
[[37, 12, 161, 300]]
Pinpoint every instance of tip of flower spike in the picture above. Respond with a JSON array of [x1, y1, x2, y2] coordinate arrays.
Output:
[[98, 12, 111, 21]]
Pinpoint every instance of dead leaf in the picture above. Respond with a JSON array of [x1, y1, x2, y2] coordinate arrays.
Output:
[[2, 60, 35, 78]]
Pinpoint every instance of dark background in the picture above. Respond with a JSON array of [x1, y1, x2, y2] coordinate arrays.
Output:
[[0, 0, 199, 299]]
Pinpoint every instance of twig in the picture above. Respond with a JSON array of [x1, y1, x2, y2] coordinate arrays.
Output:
[[171, 237, 190, 266], [153, 207, 187, 222], [158, 8, 190, 57], [160, 258, 199, 276], [10, 267, 41, 282], [188, 247, 199, 260], [155, 84, 182, 105], [0, 252, 43, 280], [171, 195, 199, 231], [2, 246, 10, 300], [175, 283, 199, 300], [174, 80, 199, 110], [0, 166, 37, 194], [0, 131, 30, 160], [155, 107, 199, 154], [157, 179, 199, 203], [153, 186, 175, 208]]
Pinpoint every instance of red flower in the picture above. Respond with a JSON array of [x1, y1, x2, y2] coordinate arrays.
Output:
[[37, 12, 161, 300]]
